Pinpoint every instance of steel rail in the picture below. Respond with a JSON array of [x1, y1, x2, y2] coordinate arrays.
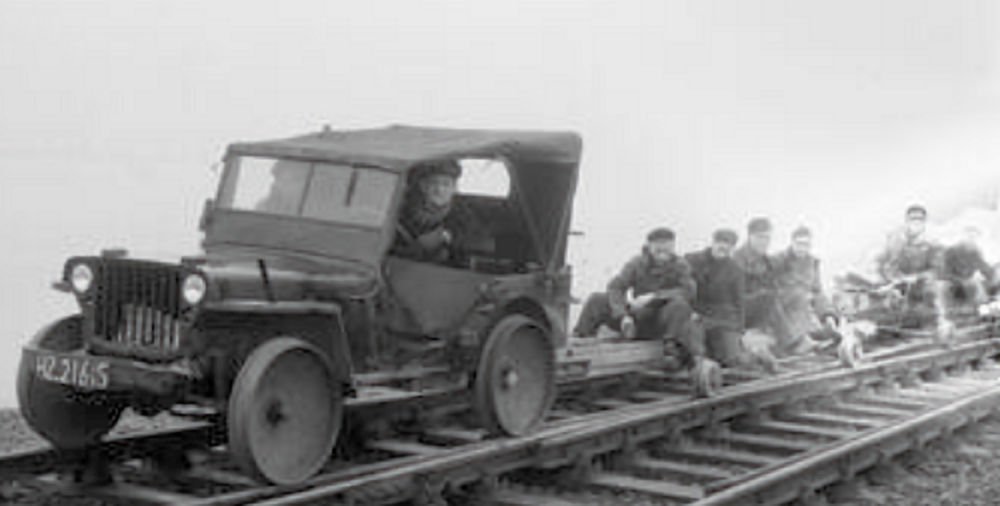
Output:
[[0, 333, 988, 504], [693, 374, 1000, 505], [202, 338, 1000, 506], [0, 421, 222, 479]]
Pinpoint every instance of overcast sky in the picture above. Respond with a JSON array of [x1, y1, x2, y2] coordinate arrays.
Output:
[[2, 0, 1000, 407]]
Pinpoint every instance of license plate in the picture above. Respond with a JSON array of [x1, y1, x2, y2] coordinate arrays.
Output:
[[34, 353, 110, 390]]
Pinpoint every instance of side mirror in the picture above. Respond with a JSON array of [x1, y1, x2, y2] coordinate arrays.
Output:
[[199, 199, 215, 231]]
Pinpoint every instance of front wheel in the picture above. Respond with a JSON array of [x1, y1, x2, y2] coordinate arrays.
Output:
[[17, 316, 123, 449], [227, 337, 343, 485], [474, 314, 556, 436]]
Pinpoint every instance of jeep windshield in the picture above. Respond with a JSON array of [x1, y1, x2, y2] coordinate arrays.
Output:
[[217, 156, 398, 228]]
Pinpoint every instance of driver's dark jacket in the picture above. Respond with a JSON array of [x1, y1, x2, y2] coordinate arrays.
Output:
[[607, 250, 695, 319], [391, 200, 487, 265]]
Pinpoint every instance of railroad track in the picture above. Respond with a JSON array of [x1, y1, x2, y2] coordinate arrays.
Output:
[[0, 329, 994, 505], [232, 338, 999, 506]]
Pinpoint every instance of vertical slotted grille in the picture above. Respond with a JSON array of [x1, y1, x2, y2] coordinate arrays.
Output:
[[93, 261, 183, 356]]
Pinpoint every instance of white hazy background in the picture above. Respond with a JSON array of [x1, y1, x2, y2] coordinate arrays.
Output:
[[3, 0, 1000, 407]]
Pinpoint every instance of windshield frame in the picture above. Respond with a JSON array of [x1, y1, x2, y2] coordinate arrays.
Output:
[[215, 154, 402, 231]]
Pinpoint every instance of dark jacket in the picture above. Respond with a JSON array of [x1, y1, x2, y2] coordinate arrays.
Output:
[[771, 248, 835, 320], [685, 248, 744, 329], [875, 229, 942, 282], [392, 199, 489, 266], [607, 250, 695, 318], [940, 242, 994, 283], [733, 244, 777, 295]]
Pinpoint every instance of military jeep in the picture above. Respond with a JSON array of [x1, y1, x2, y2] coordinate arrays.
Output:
[[18, 125, 581, 484]]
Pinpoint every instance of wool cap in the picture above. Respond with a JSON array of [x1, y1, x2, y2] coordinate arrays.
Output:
[[747, 217, 773, 234], [646, 227, 676, 242]]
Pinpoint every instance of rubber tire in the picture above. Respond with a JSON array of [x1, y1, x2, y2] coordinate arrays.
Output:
[[474, 314, 556, 436], [16, 315, 123, 450], [227, 337, 342, 485]]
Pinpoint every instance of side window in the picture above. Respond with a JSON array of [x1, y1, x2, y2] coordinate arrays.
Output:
[[457, 158, 510, 198]]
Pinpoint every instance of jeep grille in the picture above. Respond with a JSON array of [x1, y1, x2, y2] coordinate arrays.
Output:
[[92, 261, 184, 358]]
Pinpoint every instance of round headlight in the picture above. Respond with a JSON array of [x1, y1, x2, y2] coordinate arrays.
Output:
[[182, 274, 207, 305], [70, 264, 94, 293]]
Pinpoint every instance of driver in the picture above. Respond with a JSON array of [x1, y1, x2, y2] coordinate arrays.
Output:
[[391, 161, 490, 266]]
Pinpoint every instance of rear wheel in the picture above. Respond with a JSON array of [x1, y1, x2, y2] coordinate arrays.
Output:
[[474, 315, 555, 436], [228, 337, 342, 484], [17, 316, 123, 449]]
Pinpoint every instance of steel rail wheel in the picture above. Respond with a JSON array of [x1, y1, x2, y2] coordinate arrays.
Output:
[[17, 316, 123, 449], [474, 314, 556, 436], [228, 337, 342, 485]]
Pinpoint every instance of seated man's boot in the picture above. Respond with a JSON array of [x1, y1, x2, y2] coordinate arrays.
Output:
[[934, 318, 956, 347], [691, 357, 722, 398], [621, 317, 637, 339], [742, 329, 779, 374], [837, 329, 863, 368]]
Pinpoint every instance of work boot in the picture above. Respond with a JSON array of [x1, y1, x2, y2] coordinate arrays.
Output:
[[742, 329, 779, 374], [691, 357, 722, 398], [934, 318, 956, 347], [837, 329, 863, 368], [621, 317, 637, 339]]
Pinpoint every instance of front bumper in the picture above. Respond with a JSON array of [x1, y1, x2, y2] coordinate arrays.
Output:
[[22, 344, 197, 397]]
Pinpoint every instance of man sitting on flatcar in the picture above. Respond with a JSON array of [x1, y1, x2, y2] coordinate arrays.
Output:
[[874, 204, 944, 328], [685, 228, 755, 369], [771, 226, 842, 352], [574, 227, 720, 396], [936, 225, 995, 317]]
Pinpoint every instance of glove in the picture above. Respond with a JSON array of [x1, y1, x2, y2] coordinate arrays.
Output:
[[628, 293, 658, 311]]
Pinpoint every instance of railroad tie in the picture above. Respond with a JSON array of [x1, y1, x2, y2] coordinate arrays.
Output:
[[917, 380, 981, 396], [481, 488, 585, 506], [777, 411, 883, 430], [847, 394, 933, 412], [626, 454, 735, 481], [587, 471, 705, 501], [827, 402, 919, 420], [590, 398, 635, 410], [421, 427, 489, 445], [628, 390, 672, 402], [699, 431, 818, 454], [740, 420, 858, 440], [661, 444, 783, 468], [367, 439, 450, 456]]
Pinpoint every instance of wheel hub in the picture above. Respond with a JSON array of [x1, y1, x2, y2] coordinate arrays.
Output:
[[265, 400, 285, 427], [501, 366, 519, 390]]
